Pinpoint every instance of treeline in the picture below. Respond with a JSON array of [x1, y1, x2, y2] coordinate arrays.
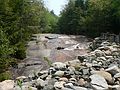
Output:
[[57, 0, 120, 37], [0, 0, 58, 81]]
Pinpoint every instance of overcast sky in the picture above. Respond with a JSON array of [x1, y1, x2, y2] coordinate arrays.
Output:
[[43, 0, 68, 15]]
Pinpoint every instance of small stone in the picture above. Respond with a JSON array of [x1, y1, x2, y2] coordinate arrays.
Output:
[[38, 70, 48, 75], [36, 78, 46, 88], [85, 63, 92, 67], [101, 41, 110, 46], [67, 59, 81, 69], [69, 78, 77, 82], [114, 73, 120, 78], [67, 66, 76, 74], [105, 56, 113, 59], [78, 78, 86, 86], [97, 57, 106, 61], [82, 68, 90, 75], [54, 71, 64, 77], [54, 81, 66, 90], [64, 83, 74, 89], [59, 77, 68, 82], [94, 50, 105, 57], [52, 62, 66, 70], [104, 50, 112, 56], [100, 68, 105, 71]]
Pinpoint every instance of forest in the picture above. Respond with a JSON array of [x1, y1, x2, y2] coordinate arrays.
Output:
[[0, 0, 120, 81]]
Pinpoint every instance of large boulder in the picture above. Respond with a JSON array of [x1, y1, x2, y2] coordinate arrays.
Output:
[[90, 74, 108, 90], [0, 80, 14, 90], [91, 71, 113, 84]]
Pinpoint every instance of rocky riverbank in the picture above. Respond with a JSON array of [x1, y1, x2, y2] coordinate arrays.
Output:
[[13, 34, 89, 77], [0, 36, 120, 90]]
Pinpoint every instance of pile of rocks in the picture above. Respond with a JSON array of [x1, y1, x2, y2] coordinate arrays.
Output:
[[0, 40, 120, 90]]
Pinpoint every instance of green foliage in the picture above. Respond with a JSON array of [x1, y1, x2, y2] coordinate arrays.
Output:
[[13, 42, 26, 59], [44, 57, 52, 66], [0, 72, 11, 82], [0, 29, 14, 58], [17, 79, 23, 90], [0, 0, 57, 81], [0, 58, 17, 73], [41, 10, 58, 33], [57, 0, 120, 37]]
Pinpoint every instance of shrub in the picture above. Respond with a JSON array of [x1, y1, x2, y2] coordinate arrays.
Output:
[[0, 72, 11, 82]]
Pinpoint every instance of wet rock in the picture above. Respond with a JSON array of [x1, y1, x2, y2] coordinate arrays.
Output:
[[90, 74, 108, 90]]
